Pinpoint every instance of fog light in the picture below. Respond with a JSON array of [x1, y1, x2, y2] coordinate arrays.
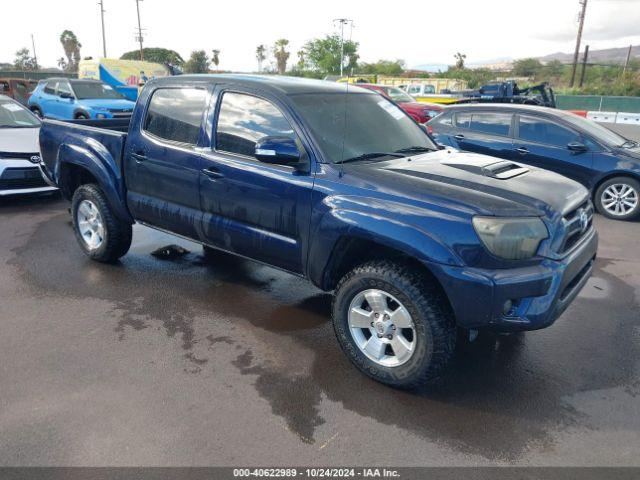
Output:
[[96, 113, 106, 119]]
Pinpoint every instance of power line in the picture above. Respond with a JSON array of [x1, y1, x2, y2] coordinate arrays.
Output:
[[135, 0, 145, 61], [570, 0, 588, 87], [99, 0, 107, 57]]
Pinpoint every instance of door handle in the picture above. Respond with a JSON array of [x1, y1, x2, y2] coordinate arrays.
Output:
[[453, 134, 465, 140], [515, 147, 529, 155], [131, 151, 147, 163], [202, 167, 224, 179]]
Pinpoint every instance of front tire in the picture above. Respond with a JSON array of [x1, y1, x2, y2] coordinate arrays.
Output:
[[595, 176, 640, 220], [332, 261, 456, 389], [71, 184, 132, 262]]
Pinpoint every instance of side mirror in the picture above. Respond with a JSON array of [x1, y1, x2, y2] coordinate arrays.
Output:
[[255, 136, 301, 166], [59, 92, 74, 100], [567, 141, 588, 153]]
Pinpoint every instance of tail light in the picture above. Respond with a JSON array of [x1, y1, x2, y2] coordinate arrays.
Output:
[[426, 125, 433, 134]]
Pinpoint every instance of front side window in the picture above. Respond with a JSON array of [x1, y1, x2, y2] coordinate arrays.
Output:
[[144, 88, 207, 145], [454, 112, 471, 128], [518, 115, 579, 147], [215, 92, 296, 157], [57, 82, 73, 97], [407, 85, 421, 95], [468, 113, 512, 136]]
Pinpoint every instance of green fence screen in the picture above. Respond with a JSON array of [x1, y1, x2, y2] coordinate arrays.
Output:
[[556, 95, 640, 113]]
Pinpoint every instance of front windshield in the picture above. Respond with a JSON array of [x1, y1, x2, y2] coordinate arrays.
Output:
[[71, 82, 124, 100], [0, 99, 40, 127], [290, 92, 436, 162], [382, 86, 415, 103], [561, 112, 629, 147]]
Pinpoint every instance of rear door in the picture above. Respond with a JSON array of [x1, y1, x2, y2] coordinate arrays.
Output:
[[513, 114, 594, 185], [198, 88, 315, 274], [449, 110, 514, 160], [38, 81, 60, 118], [124, 85, 209, 239]]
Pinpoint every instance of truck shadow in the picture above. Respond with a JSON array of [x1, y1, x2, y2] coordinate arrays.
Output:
[[8, 201, 640, 461]]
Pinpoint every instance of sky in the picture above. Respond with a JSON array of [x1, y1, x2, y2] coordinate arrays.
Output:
[[2, 0, 640, 71]]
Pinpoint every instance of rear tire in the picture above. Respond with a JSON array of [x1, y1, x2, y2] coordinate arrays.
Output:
[[30, 106, 43, 118], [71, 184, 132, 262], [595, 176, 640, 220], [75, 113, 89, 120], [332, 260, 456, 389]]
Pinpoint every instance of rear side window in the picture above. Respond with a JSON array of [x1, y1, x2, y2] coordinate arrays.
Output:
[[454, 112, 471, 128], [144, 88, 207, 145], [435, 112, 452, 126], [518, 115, 579, 147], [44, 81, 56, 95], [469, 113, 512, 136], [215, 92, 296, 157]]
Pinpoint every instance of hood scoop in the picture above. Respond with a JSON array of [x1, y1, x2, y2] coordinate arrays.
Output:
[[443, 159, 529, 180]]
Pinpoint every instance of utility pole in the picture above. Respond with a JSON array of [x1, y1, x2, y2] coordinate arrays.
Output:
[[30, 34, 38, 71], [99, 0, 107, 57], [570, 0, 588, 87], [135, 0, 144, 61], [622, 45, 633, 76], [579, 44, 589, 87], [333, 18, 353, 77]]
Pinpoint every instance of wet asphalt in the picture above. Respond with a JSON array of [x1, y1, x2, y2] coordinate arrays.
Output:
[[0, 194, 639, 466]]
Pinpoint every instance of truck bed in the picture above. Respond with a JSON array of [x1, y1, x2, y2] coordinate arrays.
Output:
[[39, 118, 129, 201]]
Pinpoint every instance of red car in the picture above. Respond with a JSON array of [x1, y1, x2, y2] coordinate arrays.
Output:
[[355, 83, 443, 123]]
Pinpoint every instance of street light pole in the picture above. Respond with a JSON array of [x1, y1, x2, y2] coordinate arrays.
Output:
[[99, 0, 107, 57], [333, 18, 353, 77], [135, 0, 144, 61], [570, 0, 588, 88]]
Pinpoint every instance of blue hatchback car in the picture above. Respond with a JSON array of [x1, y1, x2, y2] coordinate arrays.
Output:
[[28, 78, 135, 121], [429, 104, 640, 220]]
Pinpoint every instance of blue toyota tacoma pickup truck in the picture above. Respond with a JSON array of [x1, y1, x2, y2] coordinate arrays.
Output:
[[39, 75, 598, 388]]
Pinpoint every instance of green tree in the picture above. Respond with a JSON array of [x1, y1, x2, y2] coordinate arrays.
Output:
[[454, 52, 466, 69], [211, 49, 220, 70], [273, 39, 290, 74], [359, 59, 405, 76], [121, 48, 184, 67], [302, 35, 359, 75], [545, 59, 565, 77], [512, 58, 543, 77], [60, 30, 81, 72], [255, 44, 267, 72], [184, 50, 210, 73], [14, 47, 36, 70]]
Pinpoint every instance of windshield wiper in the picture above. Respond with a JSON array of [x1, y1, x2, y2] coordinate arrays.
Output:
[[341, 152, 406, 163], [394, 146, 434, 154], [618, 140, 638, 148]]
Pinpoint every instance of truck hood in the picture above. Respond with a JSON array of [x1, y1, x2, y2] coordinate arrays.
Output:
[[77, 98, 135, 111], [346, 149, 588, 218]]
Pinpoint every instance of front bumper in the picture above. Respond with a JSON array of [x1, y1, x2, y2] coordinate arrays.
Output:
[[0, 159, 58, 196], [429, 228, 598, 332]]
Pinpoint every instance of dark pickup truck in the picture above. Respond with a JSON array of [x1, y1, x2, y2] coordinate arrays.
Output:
[[39, 75, 598, 388]]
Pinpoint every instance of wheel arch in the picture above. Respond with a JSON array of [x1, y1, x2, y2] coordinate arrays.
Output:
[[592, 171, 640, 200]]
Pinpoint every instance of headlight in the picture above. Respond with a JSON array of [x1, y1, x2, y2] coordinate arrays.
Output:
[[472, 217, 548, 260]]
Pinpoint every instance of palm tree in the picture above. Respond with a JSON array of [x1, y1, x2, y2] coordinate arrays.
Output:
[[273, 39, 290, 75], [454, 52, 466, 70], [60, 30, 82, 71], [256, 44, 266, 72], [211, 49, 220, 71]]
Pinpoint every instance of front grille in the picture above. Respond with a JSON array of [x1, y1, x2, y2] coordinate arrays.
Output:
[[559, 200, 594, 254], [0, 167, 48, 190]]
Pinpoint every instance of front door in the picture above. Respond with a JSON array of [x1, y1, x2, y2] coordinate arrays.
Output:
[[514, 114, 594, 186], [199, 89, 315, 273], [124, 86, 209, 239]]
